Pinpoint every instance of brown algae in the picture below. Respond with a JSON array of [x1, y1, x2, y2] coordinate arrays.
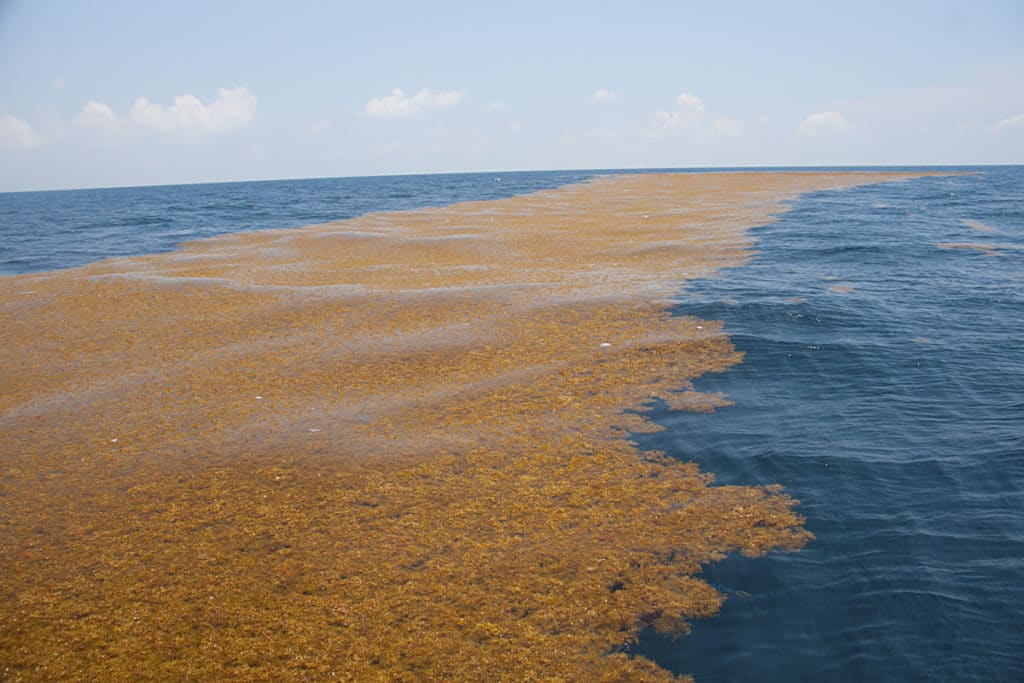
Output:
[[937, 241, 1019, 256], [961, 219, 999, 233], [0, 172, 940, 680]]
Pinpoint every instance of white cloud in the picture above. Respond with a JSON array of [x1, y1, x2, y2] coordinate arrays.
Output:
[[990, 113, 1024, 132], [797, 111, 850, 136], [366, 90, 414, 118], [713, 116, 743, 137], [0, 114, 43, 149], [484, 100, 508, 111], [365, 88, 463, 118], [128, 86, 257, 134], [75, 100, 121, 133], [71, 87, 257, 145], [592, 88, 620, 103], [508, 121, 526, 132], [653, 93, 706, 133]]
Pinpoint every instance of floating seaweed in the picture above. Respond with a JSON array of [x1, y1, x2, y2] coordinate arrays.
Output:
[[0, 171, 942, 680]]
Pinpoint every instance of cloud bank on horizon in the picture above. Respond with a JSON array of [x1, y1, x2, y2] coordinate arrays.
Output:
[[0, 1, 1021, 190]]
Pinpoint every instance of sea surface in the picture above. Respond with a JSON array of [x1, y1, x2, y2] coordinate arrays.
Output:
[[2, 167, 1022, 680], [636, 166, 1024, 681]]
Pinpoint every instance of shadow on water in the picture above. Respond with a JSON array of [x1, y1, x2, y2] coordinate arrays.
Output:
[[634, 168, 1024, 681]]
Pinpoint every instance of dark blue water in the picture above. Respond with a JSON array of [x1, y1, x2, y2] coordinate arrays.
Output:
[[2, 167, 1021, 680], [636, 167, 1024, 680]]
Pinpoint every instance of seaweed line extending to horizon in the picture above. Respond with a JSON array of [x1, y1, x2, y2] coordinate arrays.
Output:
[[0, 171, 944, 680]]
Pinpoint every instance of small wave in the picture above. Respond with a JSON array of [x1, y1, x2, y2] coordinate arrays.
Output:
[[816, 243, 887, 256], [113, 218, 175, 229]]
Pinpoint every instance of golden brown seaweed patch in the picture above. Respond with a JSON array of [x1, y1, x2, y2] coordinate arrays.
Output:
[[0, 171, 943, 680]]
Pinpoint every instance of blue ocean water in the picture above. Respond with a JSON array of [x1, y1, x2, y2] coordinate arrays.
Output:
[[2, 167, 1022, 680], [636, 167, 1024, 681]]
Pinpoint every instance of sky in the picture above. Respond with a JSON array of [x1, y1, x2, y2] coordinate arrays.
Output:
[[0, 0, 1022, 191]]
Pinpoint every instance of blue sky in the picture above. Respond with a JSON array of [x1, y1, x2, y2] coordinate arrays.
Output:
[[1, 0, 1022, 191]]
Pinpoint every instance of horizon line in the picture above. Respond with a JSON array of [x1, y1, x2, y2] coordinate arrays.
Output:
[[3, 163, 1021, 195]]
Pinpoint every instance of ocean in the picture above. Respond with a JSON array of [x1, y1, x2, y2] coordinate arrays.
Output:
[[1, 167, 1021, 680]]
